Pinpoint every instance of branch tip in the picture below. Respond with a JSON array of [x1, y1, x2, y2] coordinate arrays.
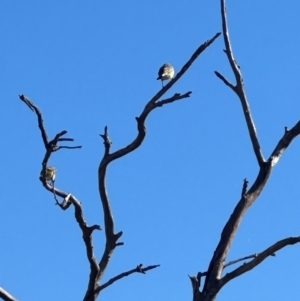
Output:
[[220, 0, 265, 167], [96, 32, 221, 297], [100, 126, 112, 153], [89, 224, 102, 232], [98, 264, 160, 292], [241, 178, 249, 196], [214, 71, 235, 90]]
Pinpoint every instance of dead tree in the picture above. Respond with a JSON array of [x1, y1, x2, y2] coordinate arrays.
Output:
[[188, 1, 300, 301], [3, 31, 220, 301], [2, 1, 299, 301]]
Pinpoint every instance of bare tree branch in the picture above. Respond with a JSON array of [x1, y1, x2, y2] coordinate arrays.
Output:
[[20, 32, 221, 301], [55, 145, 82, 150], [19, 94, 81, 191], [201, 2, 300, 299], [19, 94, 48, 147], [269, 121, 300, 166], [0, 287, 19, 301], [214, 1, 265, 168], [54, 189, 102, 297], [190, 252, 261, 285], [97, 264, 160, 292], [214, 71, 235, 90], [19, 95, 82, 153], [189, 275, 202, 301], [96, 33, 221, 296], [191, 236, 297, 301], [202, 120, 300, 299], [99, 126, 111, 156], [146, 32, 221, 109], [219, 236, 300, 288], [19, 96, 102, 301], [154, 91, 192, 108], [223, 253, 259, 269]]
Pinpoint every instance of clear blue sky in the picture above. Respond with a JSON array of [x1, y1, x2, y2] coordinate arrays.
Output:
[[1, 1, 300, 300]]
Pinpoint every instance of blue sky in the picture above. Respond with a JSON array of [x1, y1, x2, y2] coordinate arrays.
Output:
[[1, 1, 300, 300]]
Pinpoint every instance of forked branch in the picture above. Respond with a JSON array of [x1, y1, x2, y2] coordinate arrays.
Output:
[[96, 33, 221, 293], [200, 1, 300, 299], [19, 33, 220, 300], [202, 120, 300, 299], [192, 235, 300, 300], [215, 0, 265, 168], [19, 96, 101, 301]]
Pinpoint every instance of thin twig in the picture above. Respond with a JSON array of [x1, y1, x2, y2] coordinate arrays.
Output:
[[19, 94, 48, 147], [99, 126, 112, 156], [219, 236, 300, 288], [146, 32, 221, 109], [241, 178, 249, 197], [97, 264, 160, 292], [223, 253, 258, 269], [19, 96, 99, 301], [154, 91, 192, 108], [214, 71, 235, 90]]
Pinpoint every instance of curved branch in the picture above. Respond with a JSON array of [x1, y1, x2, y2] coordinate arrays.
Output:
[[154, 91, 192, 108], [104, 32, 221, 165], [19, 96, 100, 301], [19, 95, 82, 154], [53, 190, 102, 300], [158, 32, 221, 99], [20, 33, 221, 301], [214, 71, 235, 90], [97, 33, 221, 285], [219, 236, 300, 288], [216, 0, 265, 167], [19, 94, 48, 147]]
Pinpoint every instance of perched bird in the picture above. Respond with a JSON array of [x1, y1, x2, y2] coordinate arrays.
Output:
[[157, 63, 175, 87], [40, 166, 57, 182]]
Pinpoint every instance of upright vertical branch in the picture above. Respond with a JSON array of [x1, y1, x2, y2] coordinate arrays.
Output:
[[215, 0, 265, 167], [202, 0, 269, 294]]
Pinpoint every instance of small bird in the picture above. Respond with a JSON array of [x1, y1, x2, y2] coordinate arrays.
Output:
[[157, 63, 175, 87], [40, 166, 57, 182]]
